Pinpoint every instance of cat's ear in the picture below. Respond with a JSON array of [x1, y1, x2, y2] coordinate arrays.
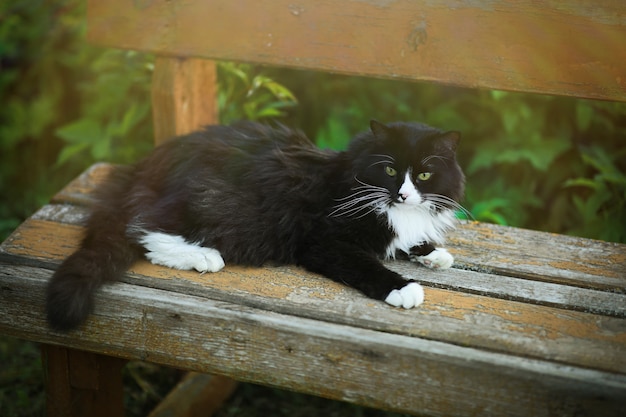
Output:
[[436, 131, 461, 153], [370, 120, 390, 138]]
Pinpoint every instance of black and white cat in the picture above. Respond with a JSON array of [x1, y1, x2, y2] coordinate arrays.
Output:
[[46, 120, 465, 331]]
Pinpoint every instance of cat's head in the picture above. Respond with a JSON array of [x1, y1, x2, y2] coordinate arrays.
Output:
[[333, 120, 465, 218]]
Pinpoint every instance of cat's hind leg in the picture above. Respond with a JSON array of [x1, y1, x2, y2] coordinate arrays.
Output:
[[139, 231, 225, 273]]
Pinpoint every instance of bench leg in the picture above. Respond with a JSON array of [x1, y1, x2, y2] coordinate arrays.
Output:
[[41, 344, 127, 417]]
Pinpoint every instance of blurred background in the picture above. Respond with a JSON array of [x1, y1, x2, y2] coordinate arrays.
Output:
[[1, 1, 625, 416]]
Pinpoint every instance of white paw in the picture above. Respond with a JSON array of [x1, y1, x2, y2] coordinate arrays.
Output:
[[412, 248, 454, 269], [189, 247, 225, 273], [385, 282, 425, 309], [144, 246, 225, 273], [179, 246, 224, 272], [140, 232, 225, 272]]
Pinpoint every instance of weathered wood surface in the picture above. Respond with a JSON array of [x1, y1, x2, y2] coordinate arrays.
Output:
[[41, 345, 126, 417], [4, 207, 626, 372], [151, 57, 219, 145], [87, 0, 626, 102], [1, 266, 625, 416], [148, 373, 237, 417], [1, 163, 625, 416]]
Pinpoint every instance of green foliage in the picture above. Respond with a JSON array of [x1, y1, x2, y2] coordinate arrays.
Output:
[[54, 49, 154, 170], [0, 0, 156, 241], [268, 70, 626, 242], [2, 1, 625, 247], [1, 0, 82, 240], [565, 146, 626, 242], [0, 337, 44, 417], [217, 62, 297, 124]]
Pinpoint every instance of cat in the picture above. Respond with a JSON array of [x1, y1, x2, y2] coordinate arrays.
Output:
[[46, 120, 465, 331]]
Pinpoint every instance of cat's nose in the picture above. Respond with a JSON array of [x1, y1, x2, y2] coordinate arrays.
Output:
[[398, 193, 409, 201]]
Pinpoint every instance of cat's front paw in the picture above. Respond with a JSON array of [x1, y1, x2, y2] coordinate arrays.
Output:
[[411, 248, 453, 269], [385, 282, 424, 309], [191, 247, 226, 273]]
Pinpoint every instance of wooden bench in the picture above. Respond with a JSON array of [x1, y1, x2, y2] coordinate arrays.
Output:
[[1, 1, 626, 416]]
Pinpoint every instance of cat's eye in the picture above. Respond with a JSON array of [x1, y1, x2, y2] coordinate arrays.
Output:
[[385, 166, 397, 177], [417, 172, 432, 181]]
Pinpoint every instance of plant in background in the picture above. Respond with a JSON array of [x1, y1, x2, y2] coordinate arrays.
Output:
[[217, 62, 297, 124], [2, 3, 625, 247], [1, 0, 85, 240], [268, 69, 626, 242], [55, 49, 154, 170], [565, 146, 626, 242]]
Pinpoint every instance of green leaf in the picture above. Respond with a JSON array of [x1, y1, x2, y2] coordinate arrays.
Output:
[[563, 178, 600, 190], [502, 110, 519, 134], [56, 118, 103, 144], [91, 136, 111, 160], [576, 102, 594, 131], [119, 103, 147, 134], [490, 90, 508, 101], [316, 116, 352, 150], [56, 142, 90, 166]]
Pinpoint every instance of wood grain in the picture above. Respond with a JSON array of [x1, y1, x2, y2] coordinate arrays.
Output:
[[87, 0, 626, 102], [151, 57, 219, 145], [50, 163, 626, 289], [148, 373, 237, 417], [2, 163, 626, 415], [2, 214, 626, 375], [1, 268, 624, 417], [41, 345, 126, 417]]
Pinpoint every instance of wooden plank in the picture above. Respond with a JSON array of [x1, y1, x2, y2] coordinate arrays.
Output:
[[447, 222, 626, 292], [2, 218, 625, 375], [148, 373, 237, 417], [151, 57, 219, 145], [87, 0, 626, 102], [1, 268, 624, 417], [5, 212, 626, 320], [51, 163, 113, 207], [41, 345, 126, 417], [23, 201, 626, 318], [44, 163, 626, 292]]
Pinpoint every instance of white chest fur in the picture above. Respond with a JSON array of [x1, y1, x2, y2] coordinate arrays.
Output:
[[384, 205, 456, 259]]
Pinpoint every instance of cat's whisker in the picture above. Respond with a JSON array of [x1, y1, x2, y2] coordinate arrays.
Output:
[[329, 194, 390, 218], [422, 155, 452, 169], [367, 160, 393, 169], [354, 177, 388, 192], [330, 194, 388, 215], [370, 154, 395, 162], [331, 196, 382, 214], [333, 190, 388, 205], [423, 193, 474, 219], [346, 197, 390, 219], [333, 187, 383, 201]]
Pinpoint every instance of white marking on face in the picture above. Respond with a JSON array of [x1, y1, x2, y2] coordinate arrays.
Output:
[[397, 171, 422, 205]]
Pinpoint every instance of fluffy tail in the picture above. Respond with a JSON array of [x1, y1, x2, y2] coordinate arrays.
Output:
[[46, 166, 140, 332], [46, 221, 141, 331]]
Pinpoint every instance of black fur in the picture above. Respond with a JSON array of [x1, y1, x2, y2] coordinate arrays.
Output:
[[46, 120, 464, 331]]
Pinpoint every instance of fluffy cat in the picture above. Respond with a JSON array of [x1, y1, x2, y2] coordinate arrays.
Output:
[[46, 120, 465, 331]]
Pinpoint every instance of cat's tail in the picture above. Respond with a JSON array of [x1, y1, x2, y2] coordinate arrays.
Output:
[[46, 216, 141, 332], [46, 167, 141, 332]]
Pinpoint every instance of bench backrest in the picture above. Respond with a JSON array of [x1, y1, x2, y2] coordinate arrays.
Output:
[[86, 0, 626, 144]]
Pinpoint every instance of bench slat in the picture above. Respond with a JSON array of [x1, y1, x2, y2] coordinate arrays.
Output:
[[48, 163, 626, 292], [448, 223, 626, 292], [2, 215, 625, 375], [1, 266, 624, 417], [87, 0, 626, 102]]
